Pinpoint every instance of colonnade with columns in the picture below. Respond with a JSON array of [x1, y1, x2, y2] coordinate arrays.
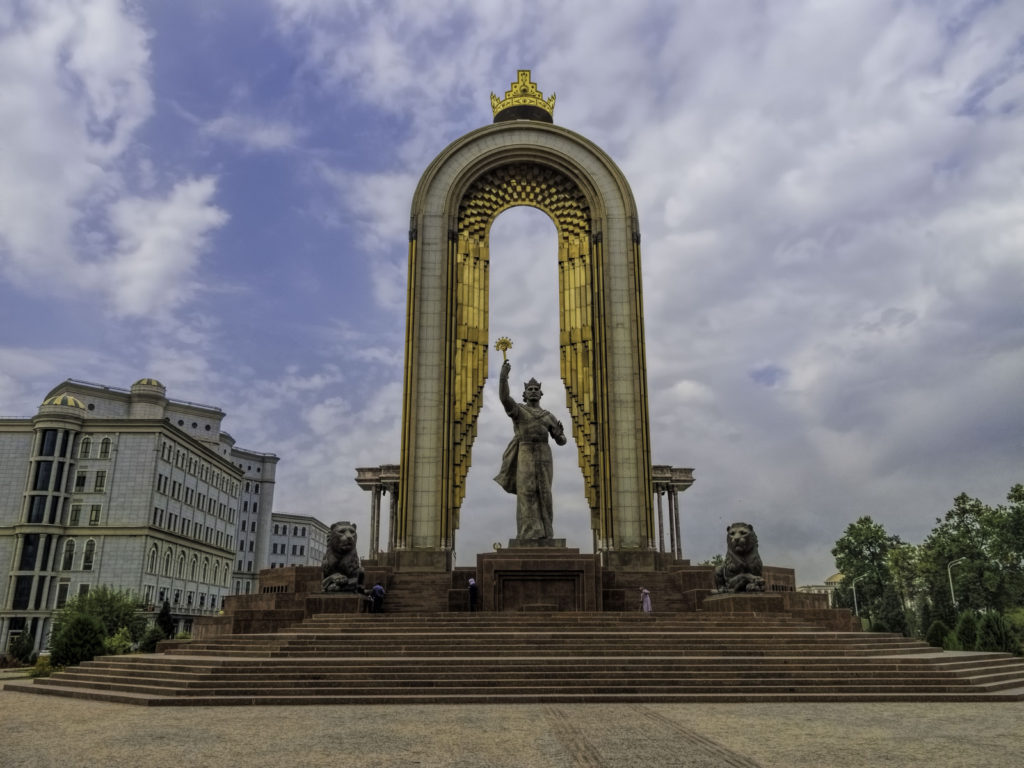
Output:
[[355, 465, 399, 558], [651, 465, 694, 560], [357, 463, 694, 561]]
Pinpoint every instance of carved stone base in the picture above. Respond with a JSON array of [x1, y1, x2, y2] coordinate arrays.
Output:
[[477, 547, 601, 612], [507, 538, 566, 548]]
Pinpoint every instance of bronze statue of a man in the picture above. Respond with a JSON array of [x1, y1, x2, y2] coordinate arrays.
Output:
[[493, 359, 567, 540]]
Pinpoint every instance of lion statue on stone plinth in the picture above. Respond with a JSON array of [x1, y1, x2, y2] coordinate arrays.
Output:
[[321, 521, 365, 593], [713, 522, 766, 593]]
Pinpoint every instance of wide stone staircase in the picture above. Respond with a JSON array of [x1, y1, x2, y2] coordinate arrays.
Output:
[[7, 612, 1024, 705]]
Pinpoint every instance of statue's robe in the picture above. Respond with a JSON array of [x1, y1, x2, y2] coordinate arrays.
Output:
[[494, 402, 562, 540]]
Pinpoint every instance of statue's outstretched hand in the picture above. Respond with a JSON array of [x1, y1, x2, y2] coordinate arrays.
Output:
[[500, 359, 511, 379]]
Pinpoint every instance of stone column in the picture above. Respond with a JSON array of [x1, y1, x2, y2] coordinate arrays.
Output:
[[370, 486, 382, 558], [387, 485, 398, 552], [655, 489, 666, 554], [666, 490, 677, 559], [671, 488, 682, 560]]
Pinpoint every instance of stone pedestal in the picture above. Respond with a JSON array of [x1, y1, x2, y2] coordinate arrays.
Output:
[[477, 547, 602, 612], [701, 590, 859, 630]]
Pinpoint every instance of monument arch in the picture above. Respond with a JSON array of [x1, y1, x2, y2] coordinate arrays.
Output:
[[397, 72, 653, 563]]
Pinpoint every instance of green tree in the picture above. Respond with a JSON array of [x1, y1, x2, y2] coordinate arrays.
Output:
[[54, 587, 147, 643], [918, 489, 1024, 616], [8, 630, 35, 664], [831, 516, 908, 631], [953, 611, 979, 650], [49, 614, 105, 667], [975, 612, 1022, 655]]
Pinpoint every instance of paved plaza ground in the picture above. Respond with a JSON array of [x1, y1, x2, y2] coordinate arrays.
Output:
[[2, 683, 1022, 768]]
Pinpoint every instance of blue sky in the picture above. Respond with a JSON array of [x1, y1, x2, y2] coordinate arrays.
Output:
[[2, 0, 1022, 584]]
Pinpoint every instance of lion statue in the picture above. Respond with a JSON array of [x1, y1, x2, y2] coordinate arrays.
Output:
[[713, 522, 766, 593], [321, 521, 365, 593]]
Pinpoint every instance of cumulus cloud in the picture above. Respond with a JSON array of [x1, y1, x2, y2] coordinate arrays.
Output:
[[0, 1, 228, 321], [102, 177, 228, 316]]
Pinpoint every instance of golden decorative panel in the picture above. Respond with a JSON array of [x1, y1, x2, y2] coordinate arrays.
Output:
[[444, 163, 601, 522]]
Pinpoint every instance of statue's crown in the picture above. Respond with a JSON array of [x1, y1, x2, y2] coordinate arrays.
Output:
[[524, 377, 542, 389], [491, 70, 556, 121]]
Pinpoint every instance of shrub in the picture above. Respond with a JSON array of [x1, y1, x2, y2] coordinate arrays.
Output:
[[8, 631, 35, 665], [953, 611, 979, 650], [55, 586, 146, 643], [174, 631, 192, 640], [102, 626, 134, 655], [138, 625, 167, 653], [28, 655, 53, 678], [942, 631, 962, 651], [924, 620, 950, 648], [975, 612, 1022, 655], [49, 614, 106, 667]]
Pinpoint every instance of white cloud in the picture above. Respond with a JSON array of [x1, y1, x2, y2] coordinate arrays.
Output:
[[202, 112, 305, 152], [102, 177, 228, 317], [0, 1, 229, 323], [0, 0, 152, 282]]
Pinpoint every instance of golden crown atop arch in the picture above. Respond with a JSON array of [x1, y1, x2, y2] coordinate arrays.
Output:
[[491, 70, 556, 119]]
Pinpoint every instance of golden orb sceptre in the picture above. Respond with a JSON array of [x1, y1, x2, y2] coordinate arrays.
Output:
[[495, 336, 513, 361]]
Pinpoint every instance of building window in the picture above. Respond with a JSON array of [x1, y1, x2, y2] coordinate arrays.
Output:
[[250, 520, 256, 532], [143, 584, 154, 605], [148, 546, 158, 572], [201, 558, 209, 582], [78, 584, 90, 597], [163, 550, 172, 576], [88, 505, 100, 525], [177, 554, 185, 578], [55, 582, 70, 608], [190, 556, 198, 580], [79, 438, 91, 459], [248, 540, 254, 552], [75, 471, 86, 492], [301, 527, 306, 537], [82, 539, 96, 571], [94, 471, 106, 492], [61, 540, 76, 570], [69, 504, 81, 525], [38, 428, 59, 456], [99, 438, 111, 459]]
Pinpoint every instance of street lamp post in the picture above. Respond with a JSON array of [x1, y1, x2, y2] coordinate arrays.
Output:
[[947, 557, 967, 610], [851, 574, 868, 617]]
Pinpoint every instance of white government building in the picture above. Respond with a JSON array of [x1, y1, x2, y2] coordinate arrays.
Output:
[[0, 378, 279, 653]]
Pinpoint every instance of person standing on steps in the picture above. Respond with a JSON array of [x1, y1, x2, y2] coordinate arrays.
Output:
[[468, 578, 479, 612], [640, 587, 652, 614]]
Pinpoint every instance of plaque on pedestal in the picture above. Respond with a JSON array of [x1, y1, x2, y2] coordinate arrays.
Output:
[[507, 538, 566, 548]]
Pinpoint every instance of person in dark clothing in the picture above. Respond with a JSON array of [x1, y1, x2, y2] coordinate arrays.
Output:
[[468, 578, 479, 612], [369, 583, 385, 613]]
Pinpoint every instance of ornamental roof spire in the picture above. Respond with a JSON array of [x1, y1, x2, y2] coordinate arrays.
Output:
[[491, 70, 556, 123]]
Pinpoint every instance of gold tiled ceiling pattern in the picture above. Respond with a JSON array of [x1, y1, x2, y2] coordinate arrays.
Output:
[[444, 163, 600, 524]]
